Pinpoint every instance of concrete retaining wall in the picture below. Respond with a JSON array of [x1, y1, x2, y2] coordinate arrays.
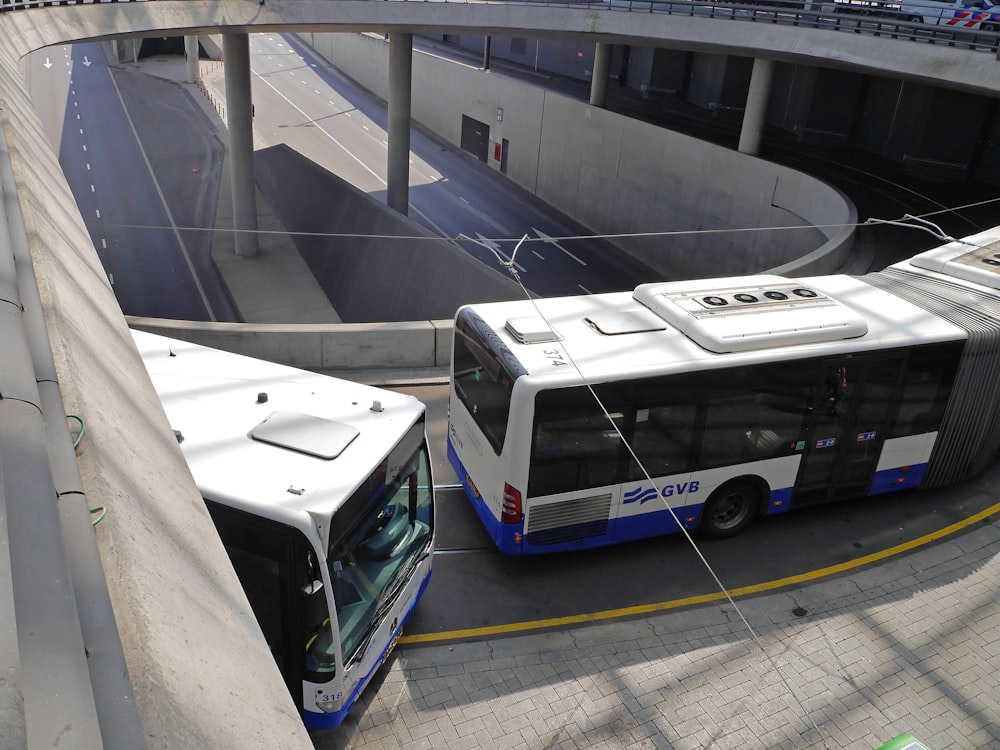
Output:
[[129, 317, 454, 372], [300, 31, 856, 279], [0, 29, 313, 750]]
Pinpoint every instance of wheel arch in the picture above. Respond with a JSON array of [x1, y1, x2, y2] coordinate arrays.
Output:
[[698, 474, 772, 539]]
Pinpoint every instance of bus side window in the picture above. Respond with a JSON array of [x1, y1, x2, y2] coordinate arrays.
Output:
[[891, 344, 962, 437], [748, 387, 809, 457], [628, 403, 695, 479], [225, 546, 285, 660], [529, 385, 627, 496]]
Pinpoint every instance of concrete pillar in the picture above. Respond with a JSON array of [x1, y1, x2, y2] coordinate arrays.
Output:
[[590, 43, 612, 107], [185, 36, 199, 84], [483, 36, 492, 71], [223, 33, 260, 257], [738, 58, 774, 156], [387, 33, 413, 216]]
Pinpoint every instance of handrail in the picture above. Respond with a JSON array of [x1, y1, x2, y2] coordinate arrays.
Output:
[[0, 0, 998, 56]]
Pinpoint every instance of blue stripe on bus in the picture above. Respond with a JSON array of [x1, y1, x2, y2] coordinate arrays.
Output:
[[605, 503, 700, 543], [868, 462, 928, 495], [303, 568, 433, 730], [447, 438, 525, 554], [765, 486, 794, 515]]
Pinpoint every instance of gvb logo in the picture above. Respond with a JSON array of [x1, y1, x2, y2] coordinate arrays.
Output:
[[624, 481, 700, 505], [624, 487, 659, 505]]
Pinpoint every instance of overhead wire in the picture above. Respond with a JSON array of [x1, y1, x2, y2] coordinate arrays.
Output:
[[87, 194, 1000, 248], [455, 211, 1000, 747], [489, 233, 832, 750], [92, 193, 1000, 740], [449, 211, 1000, 748]]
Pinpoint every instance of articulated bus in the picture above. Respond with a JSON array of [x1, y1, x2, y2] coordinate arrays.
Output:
[[133, 330, 435, 728], [447, 228, 1000, 554]]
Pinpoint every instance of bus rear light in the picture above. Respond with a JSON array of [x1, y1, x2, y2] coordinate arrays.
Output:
[[501, 483, 523, 524]]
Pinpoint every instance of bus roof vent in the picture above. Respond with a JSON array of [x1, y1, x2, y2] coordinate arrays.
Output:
[[584, 309, 667, 336], [250, 410, 359, 459], [632, 277, 868, 353], [505, 316, 561, 344], [909, 237, 1000, 291]]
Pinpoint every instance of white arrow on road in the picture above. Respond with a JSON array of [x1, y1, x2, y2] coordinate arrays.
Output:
[[533, 227, 587, 266], [43, 57, 52, 69], [82, 56, 92, 67]]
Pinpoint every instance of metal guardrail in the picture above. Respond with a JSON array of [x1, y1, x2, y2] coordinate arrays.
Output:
[[0, 0, 998, 57]]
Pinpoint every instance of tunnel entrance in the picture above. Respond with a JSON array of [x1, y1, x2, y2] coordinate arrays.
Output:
[[137, 37, 207, 60]]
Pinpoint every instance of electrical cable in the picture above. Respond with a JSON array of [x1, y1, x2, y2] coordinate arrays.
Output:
[[66, 414, 106, 525], [485, 233, 835, 748], [471, 213, 1000, 746], [67, 413, 85, 448], [86, 195, 1000, 247]]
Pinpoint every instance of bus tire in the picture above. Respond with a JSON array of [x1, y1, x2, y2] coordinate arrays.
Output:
[[700, 480, 761, 539]]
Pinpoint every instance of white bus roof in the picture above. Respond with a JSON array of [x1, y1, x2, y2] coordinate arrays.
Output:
[[464, 274, 965, 383], [900, 227, 1000, 292], [132, 330, 426, 544]]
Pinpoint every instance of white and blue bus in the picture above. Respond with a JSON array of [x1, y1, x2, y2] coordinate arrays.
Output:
[[448, 228, 1000, 554], [133, 330, 435, 727]]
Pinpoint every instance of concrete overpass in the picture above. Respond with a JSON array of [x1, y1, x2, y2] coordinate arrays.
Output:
[[2, 2, 999, 748]]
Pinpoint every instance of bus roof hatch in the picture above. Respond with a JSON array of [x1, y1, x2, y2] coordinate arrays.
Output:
[[250, 410, 360, 459], [633, 277, 869, 353]]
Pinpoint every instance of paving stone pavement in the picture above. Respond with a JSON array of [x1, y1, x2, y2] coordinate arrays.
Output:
[[311, 513, 1000, 750]]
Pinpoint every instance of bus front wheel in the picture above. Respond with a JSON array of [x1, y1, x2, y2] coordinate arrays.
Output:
[[700, 480, 761, 539]]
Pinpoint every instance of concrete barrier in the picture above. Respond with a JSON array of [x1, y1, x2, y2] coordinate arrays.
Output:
[[301, 31, 857, 280], [0, 27, 313, 750], [128, 317, 455, 371]]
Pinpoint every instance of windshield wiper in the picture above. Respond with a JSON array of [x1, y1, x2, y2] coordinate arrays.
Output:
[[347, 560, 414, 667]]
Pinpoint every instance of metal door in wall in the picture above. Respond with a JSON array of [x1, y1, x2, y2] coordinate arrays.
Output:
[[461, 115, 490, 163]]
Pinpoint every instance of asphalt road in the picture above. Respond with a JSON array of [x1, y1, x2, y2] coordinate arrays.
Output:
[[249, 33, 660, 297], [390, 381, 1000, 641], [29, 42, 236, 320]]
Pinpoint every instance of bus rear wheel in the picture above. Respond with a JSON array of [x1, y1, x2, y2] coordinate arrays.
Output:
[[700, 481, 760, 539]]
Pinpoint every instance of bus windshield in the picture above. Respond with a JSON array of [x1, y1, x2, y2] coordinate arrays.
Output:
[[316, 421, 433, 670], [453, 309, 524, 453]]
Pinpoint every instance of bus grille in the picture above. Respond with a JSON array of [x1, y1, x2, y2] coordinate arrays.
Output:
[[525, 493, 613, 546]]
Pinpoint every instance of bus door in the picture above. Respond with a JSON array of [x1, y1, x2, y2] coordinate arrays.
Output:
[[793, 355, 904, 506], [205, 502, 321, 713]]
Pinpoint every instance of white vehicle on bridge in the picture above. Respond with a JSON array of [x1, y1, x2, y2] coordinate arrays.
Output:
[[827, 0, 1000, 29], [899, 0, 1000, 27], [133, 330, 435, 728], [447, 228, 1000, 555]]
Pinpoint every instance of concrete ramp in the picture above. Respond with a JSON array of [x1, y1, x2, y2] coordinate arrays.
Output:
[[254, 144, 523, 323]]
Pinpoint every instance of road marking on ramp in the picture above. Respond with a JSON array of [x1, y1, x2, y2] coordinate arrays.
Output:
[[399, 499, 1000, 645]]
